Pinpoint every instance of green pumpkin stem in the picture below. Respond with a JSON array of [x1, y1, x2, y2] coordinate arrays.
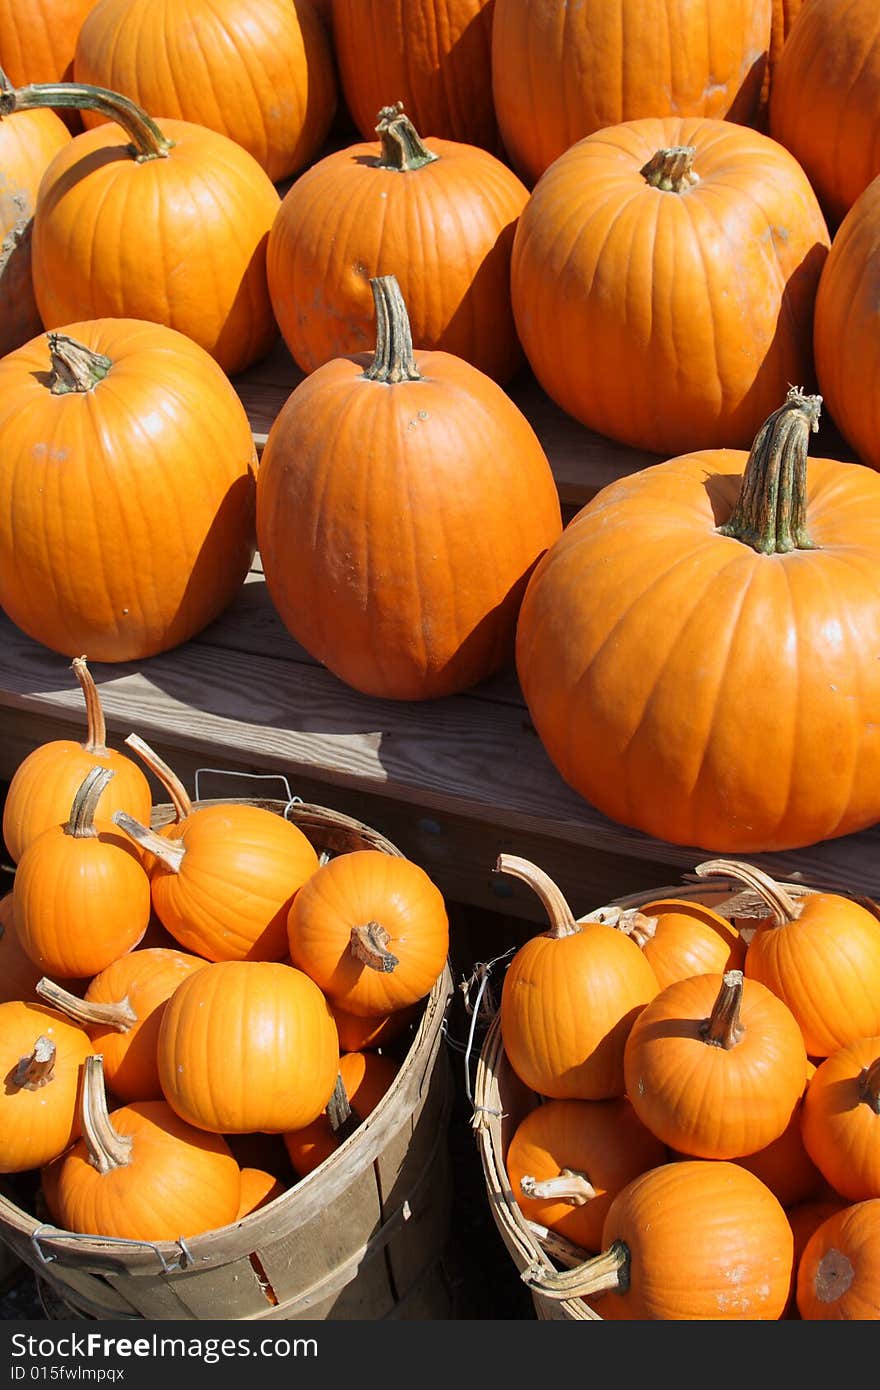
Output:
[[719, 387, 821, 554], [699, 969, 746, 1049], [48, 336, 113, 396], [640, 146, 699, 193], [0, 75, 173, 161], [81, 1054, 133, 1174], [363, 275, 421, 385], [349, 920, 399, 973], [859, 1057, 880, 1116], [65, 765, 114, 839], [36, 977, 138, 1032], [12, 1035, 56, 1090], [71, 656, 109, 753], [494, 854, 581, 939], [374, 102, 439, 172]]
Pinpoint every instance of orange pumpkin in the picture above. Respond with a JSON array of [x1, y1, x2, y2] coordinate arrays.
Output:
[[3, 78, 280, 375], [801, 1038, 880, 1201], [510, 116, 829, 455], [515, 389, 880, 853], [0, 320, 258, 663], [287, 848, 449, 1017], [797, 1199, 880, 1319], [283, 1050, 400, 1177], [497, 856, 659, 1101], [529, 1160, 793, 1319], [698, 862, 880, 1056], [506, 1096, 667, 1254], [329, 1000, 421, 1053], [49, 1054, 241, 1241], [735, 1060, 823, 1208], [37, 948, 209, 1103], [331, 0, 499, 153], [0, 106, 71, 355], [491, 0, 772, 186], [156, 960, 340, 1134], [0, 1000, 92, 1172], [14, 766, 151, 979], [0, 0, 99, 87], [783, 1196, 849, 1318], [2, 657, 153, 864], [0, 892, 43, 1004], [624, 968, 807, 1159], [267, 103, 528, 385], [614, 896, 746, 990], [769, 0, 880, 228], [237, 1167, 285, 1219], [257, 274, 562, 701], [73, 0, 336, 183]]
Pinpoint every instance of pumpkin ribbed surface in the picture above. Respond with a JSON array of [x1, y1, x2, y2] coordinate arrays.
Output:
[[0, 1002, 93, 1173], [0, 0, 99, 86]]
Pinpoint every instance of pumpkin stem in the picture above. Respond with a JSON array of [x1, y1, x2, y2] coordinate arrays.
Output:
[[326, 1073, 362, 1143], [610, 909, 659, 948], [640, 145, 699, 193], [374, 101, 439, 172], [858, 1057, 880, 1116], [36, 977, 138, 1033], [350, 921, 399, 973], [520, 1168, 597, 1207], [362, 275, 421, 385], [524, 1238, 631, 1300], [71, 656, 109, 753], [699, 968, 747, 1049], [718, 387, 821, 554], [494, 855, 580, 939], [64, 765, 114, 839], [124, 733, 193, 822], [48, 336, 113, 396], [81, 1054, 134, 1174], [112, 811, 186, 872], [0, 78, 173, 161], [12, 1035, 56, 1090], [694, 860, 801, 927]]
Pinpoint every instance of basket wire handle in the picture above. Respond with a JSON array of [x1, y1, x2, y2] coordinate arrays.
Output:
[[30, 1223, 194, 1273], [459, 946, 516, 1111], [193, 767, 303, 820]]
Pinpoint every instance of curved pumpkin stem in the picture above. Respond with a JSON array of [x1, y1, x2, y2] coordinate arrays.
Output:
[[694, 860, 801, 926], [362, 275, 421, 385], [81, 1055, 133, 1174], [48, 338, 113, 396], [64, 765, 114, 839], [640, 145, 699, 192], [494, 855, 580, 939], [12, 1035, 56, 1090], [374, 101, 439, 172], [124, 733, 192, 822], [698, 969, 746, 1049], [0, 77, 173, 161], [350, 921, 399, 973], [112, 811, 186, 872], [610, 909, 659, 947], [520, 1169, 597, 1207], [36, 977, 138, 1033], [71, 656, 108, 753], [859, 1058, 880, 1116], [524, 1238, 631, 1300], [719, 387, 821, 555]]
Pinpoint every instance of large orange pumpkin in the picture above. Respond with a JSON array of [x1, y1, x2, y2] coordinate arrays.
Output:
[[515, 388, 880, 853], [0, 106, 70, 356], [331, 0, 498, 153], [3, 78, 280, 375], [510, 115, 829, 454], [0, 319, 257, 663], [769, 0, 880, 228], [2, 657, 153, 863], [73, 0, 336, 183], [491, 0, 772, 187], [267, 103, 529, 385], [257, 274, 562, 701], [497, 856, 659, 1101]]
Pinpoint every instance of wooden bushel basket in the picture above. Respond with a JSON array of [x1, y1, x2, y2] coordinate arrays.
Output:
[[0, 798, 455, 1321], [471, 871, 867, 1321]]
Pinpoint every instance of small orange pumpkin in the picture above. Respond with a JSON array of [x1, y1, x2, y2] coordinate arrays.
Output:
[[2, 656, 153, 864], [783, 1196, 849, 1318], [0, 105, 71, 355], [237, 1167, 285, 1219], [0, 1000, 92, 1172], [283, 1050, 400, 1177], [156, 960, 340, 1134], [800, 1037, 880, 1201], [613, 895, 746, 990], [0, 893, 43, 1004], [796, 1198, 880, 1319], [287, 848, 449, 1017], [496, 856, 659, 1100]]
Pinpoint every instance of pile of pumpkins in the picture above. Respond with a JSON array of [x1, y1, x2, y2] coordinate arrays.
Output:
[[493, 852, 880, 1320], [0, 659, 450, 1243]]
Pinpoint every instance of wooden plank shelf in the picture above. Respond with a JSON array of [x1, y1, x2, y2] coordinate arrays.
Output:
[[0, 345, 873, 926]]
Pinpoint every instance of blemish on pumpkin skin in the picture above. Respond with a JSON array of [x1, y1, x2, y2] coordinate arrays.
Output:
[[815, 1247, 854, 1301]]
